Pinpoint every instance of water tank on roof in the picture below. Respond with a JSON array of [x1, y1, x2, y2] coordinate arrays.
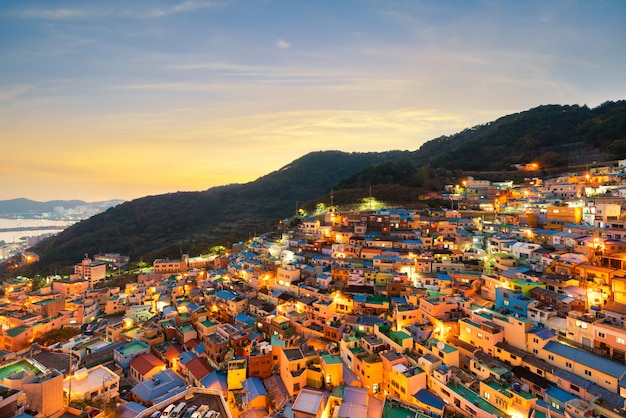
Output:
[[513, 383, 521, 392]]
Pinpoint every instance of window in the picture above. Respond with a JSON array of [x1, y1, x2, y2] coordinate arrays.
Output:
[[477, 332, 483, 339], [503, 300, 510, 306], [484, 392, 491, 400], [548, 355, 554, 361], [566, 362, 572, 368], [598, 332, 606, 338], [533, 338, 539, 344], [533, 349, 538, 355], [570, 384, 579, 392], [585, 370, 592, 376], [618, 337, 625, 344], [466, 327, 472, 334]]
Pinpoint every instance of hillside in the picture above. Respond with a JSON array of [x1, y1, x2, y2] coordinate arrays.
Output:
[[29, 151, 404, 271], [16, 100, 626, 273], [336, 101, 626, 189], [412, 101, 626, 170]]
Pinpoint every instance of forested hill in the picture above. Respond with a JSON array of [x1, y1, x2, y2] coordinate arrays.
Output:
[[30, 151, 404, 271], [336, 101, 626, 190], [20, 100, 626, 273], [413, 101, 626, 170]]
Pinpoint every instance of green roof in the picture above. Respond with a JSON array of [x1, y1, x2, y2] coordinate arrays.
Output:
[[390, 330, 411, 343], [119, 340, 149, 356], [448, 383, 509, 418], [201, 319, 218, 328], [321, 354, 342, 365], [6, 326, 29, 338], [0, 359, 42, 381], [180, 323, 195, 333]]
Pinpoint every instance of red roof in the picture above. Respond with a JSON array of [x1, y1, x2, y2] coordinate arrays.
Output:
[[130, 353, 165, 376], [164, 343, 184, 362], [186, 356, 214, 380]]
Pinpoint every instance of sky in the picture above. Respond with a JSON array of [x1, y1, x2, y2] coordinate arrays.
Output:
[[1, 0, 625, 202]]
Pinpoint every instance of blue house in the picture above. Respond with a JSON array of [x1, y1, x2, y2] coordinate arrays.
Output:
[[494, 287, 535, 317]]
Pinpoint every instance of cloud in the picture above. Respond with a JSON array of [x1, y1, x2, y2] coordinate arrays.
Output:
[[276, 39, 291, 49], [146, 0, 225, 18], [8, 1, 226, 20], [10, 8, 87, 20], [0, 85, 33, 101]]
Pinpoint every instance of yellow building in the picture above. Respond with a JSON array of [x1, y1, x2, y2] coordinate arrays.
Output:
[[388, 362, 427, 403], [320, 354, 342, 388], [480, 378, 537, 417], [227, 358, 247, 391], [458, 318, 504, 357], [353, 352, 383, 395], [540, 341, 626, 394], [546, 205, 583, 224], [1, 325, 32, 351], [280, 347, 309, 397]]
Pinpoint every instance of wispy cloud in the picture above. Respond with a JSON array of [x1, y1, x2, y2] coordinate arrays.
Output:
[[0, 85, 34, 102], [9, 0, 227, 20], [10, 8, 87, 20], [276, 39, 291, 49], [146, 0, 226, 18]]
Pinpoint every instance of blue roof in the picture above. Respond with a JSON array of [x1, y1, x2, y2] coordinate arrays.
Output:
[[528, 327, 556, 340], [436, 273, 452, 281], [118, 402, 147, 414], [243, 377, 267, 400], [187, 302, 200, 311], [413, 388, 445, 410], [162, 306, 176, 316], [535, 399, 566, 417], [200, 370, 228, 391], [192, 341, 205, 356], [544, 341, 626, 378], [130, 369, 186, 403], [546, 385, 577, 402], [216, 289, 238, 301], [151, 386, 187, 404], [353, 295, 367, 303], [178, 351, 196, 365]]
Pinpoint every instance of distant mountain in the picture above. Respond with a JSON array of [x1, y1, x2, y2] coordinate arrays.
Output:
[[21, 101, 626, 273], [0, 198, 87, 216], [0, 198, 127, 217]]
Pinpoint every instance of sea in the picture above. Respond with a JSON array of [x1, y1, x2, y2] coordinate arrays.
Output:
[[0, 217, 73, 244]]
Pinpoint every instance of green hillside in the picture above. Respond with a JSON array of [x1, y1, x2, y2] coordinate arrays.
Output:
[[9, 100, 626, 274]]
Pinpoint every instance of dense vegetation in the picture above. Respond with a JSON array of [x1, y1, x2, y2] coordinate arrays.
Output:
[[14, 101, 626, 274], [410, 101, 626, 171], [28, 151, 404, 272]]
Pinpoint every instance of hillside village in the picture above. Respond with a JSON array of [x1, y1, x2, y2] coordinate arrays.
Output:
[[3, 163, 626, 418]]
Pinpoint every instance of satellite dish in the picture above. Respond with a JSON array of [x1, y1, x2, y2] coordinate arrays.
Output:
[[436, 341, 445, 350]]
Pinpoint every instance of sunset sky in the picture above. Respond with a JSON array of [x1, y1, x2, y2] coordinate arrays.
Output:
[[1, 0, 625, 202]]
